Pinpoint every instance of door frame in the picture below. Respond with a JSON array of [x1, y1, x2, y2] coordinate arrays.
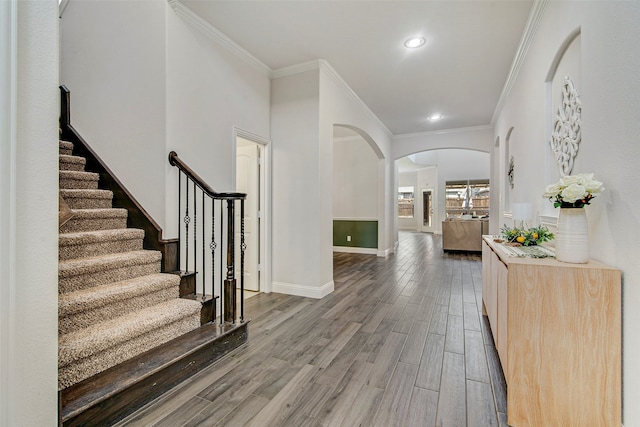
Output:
[[232, 127, 272, 294], [420, 188, 436, 233]]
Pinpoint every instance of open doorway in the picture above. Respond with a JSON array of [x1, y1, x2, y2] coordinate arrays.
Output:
[[421, 189, 435, 233], [235, 133, 268, 295]]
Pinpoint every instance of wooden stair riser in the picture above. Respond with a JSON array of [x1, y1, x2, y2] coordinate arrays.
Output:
[[60, 171, 100, 190], [59, 209, 128, 233], [178, 271, 197, 297], [181, 293, 217, 325], [200, 299, 215, 325], [59, 229, 145, 261]]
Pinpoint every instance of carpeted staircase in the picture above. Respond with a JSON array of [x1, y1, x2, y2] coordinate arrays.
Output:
[[58, 140, 202, 390]]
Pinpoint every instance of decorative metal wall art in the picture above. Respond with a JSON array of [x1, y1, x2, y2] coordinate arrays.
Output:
[[549, 77, 582, 176], [508, 155, 515, 189]]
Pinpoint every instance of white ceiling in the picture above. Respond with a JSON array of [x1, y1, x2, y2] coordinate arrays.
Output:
[[180, 0, 533, 136]]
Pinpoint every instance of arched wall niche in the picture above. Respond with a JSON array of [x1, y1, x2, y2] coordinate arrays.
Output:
[[545, 28, 582, 191], [545, 27, 581, 83], [505, 126, 515, 210], [491, 136, 501, 231]]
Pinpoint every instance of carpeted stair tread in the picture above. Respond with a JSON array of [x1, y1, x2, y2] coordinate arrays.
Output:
[[59, 273, 181, 334], [60, 189, 113, 209], [58, 298, 202, 388], [59, 297, 199, 362], [59, 250, 161, 293], [59, 208, 128, 233], [59, 154, 86, 172], [59, 228, 145, 260], [60, 170, 100, 190], [60, 140, 74, 156]]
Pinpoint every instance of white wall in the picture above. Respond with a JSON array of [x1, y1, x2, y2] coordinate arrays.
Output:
[[333, 136, 378, 219], [1, 1, 59, 424], [270, 61, 396, 298], [60, 0, 168, 226], [271, 69, 326, 296], [493, 1, 640, 422], [60, 1, 272, 238], [165, 8, 271, 238]]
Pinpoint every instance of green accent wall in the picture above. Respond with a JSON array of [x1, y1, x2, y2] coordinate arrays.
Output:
[[333, 220, 378, 248]]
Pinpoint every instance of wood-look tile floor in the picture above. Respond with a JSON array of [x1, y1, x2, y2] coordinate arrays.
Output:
[[115, 232, 507, 427]]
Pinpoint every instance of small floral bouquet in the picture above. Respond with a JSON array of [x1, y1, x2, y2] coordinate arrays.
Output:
[[500, 224, 555, 246], [543, 173, 604, 208]]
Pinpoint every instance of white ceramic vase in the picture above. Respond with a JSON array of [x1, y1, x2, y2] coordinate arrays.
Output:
[[555, 207, 589, 263]]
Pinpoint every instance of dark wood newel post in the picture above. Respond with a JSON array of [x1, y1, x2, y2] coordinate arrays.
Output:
[[60, 85, 71, 139], [223, 199, 237, 324]]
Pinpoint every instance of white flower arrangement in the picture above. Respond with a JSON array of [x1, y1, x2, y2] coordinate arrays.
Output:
[[543, 173, 604, 208]]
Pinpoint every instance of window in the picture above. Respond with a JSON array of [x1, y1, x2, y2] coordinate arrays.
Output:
[[445, 180, 490, 218], [398, 186, 414, 218]]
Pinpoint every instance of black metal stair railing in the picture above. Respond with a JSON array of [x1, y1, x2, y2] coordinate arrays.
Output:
[[169, 151, 246, 324]]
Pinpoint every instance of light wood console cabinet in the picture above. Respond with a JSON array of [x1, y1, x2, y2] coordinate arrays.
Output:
[[481, 236, 621, 426]]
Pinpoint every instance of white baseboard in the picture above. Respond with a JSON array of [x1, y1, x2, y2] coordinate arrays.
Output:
[[333, 246, 378, 255], [271, 280, 334, 299], [377, 247, 394, 257], [333, 246, 396, 258]]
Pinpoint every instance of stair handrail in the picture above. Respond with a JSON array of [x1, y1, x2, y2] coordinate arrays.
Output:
[[168, 151, 246, 325], [168, 151, 245, 201]]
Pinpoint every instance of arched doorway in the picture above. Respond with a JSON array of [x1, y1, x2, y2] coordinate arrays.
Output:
[[332, 125, 385, 255]]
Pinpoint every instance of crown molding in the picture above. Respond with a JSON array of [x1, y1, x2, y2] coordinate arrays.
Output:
[[168, 0, 271, 76], [272, 59, 393, 138], [270, 59, 322, 79], [59, 0, 70, 17], [394, 124, 494, 140], [168, 1, 392, 139], [491, 0, 548, 125]]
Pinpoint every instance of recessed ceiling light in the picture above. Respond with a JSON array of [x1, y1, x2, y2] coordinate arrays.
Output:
[[428, 113, 443, 121], [404, 37, 426, 49]]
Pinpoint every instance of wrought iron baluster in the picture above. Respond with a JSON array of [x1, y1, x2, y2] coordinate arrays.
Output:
[[201, 191, 205, 301], [184, 179, 190, 272], [219, 201, 224, 325], [193, 181, 197, 292], [214, 201, 218, 322], [169, 152, 247, 325], [178, 171, 182, 271], [240, 198, 246, 323]]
